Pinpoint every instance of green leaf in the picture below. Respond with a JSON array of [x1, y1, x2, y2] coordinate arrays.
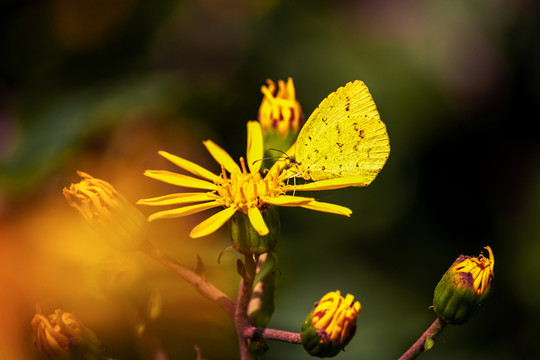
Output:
[[253, 252, 277, 287], [424, 336, 434, 351]]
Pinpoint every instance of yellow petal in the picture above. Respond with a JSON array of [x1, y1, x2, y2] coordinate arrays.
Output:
[[247, 207, 269, 236], [144, 170, 217, 191], [158, 150, 219, 182], [264, 195, 313, 206], [190, 206, 238, 238], [137, 192, 212, 206], [247, 121, 263, 174], [485, 246, 495, 272], [148, 201, 222, 222], [301, 200, 352, 217], [203, 140, 241, 174], [288, 176, 370, 191]]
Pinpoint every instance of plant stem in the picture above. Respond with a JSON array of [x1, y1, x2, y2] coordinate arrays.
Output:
[[243, 327, 302, 344], [140, 241, 235, 318], [235, 255, 257, 360], [398, 318, 447, 360]]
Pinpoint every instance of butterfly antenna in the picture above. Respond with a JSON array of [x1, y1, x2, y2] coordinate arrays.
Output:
[[251, 156, 282, 165], [252, 148, 295, 166]]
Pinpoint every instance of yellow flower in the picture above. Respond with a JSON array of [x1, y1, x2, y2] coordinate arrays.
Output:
[[138, 121, 351, 239], [301, 290, 361, 357], [63, 171, 148, 251], [258, 77, 303, 137], [31, 307, 103, 360]]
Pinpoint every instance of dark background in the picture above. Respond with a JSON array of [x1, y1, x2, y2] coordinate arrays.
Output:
[[1, 1, 539, 359]]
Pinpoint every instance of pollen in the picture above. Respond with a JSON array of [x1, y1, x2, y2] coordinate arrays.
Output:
[[215, 158, 284, 213]]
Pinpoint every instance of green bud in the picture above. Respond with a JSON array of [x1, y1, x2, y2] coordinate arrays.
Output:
[[230, 205, 279, 255], [301, 291, 361, 358], [433, 246, 494, 324]]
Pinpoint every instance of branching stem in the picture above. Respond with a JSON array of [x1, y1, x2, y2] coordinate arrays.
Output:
[[398, 317, 447, 360]]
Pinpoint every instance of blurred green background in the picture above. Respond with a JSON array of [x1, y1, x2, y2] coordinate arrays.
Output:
[[1, 0, 539, 359]]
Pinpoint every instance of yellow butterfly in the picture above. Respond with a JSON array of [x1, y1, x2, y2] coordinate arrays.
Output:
[[287, 80, 389, 186]]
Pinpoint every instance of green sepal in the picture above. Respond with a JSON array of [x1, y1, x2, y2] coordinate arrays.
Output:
[[229, 206, 280, 255], [301, 313, 342, 358]]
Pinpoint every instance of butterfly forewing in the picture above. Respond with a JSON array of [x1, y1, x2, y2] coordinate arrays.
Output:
[[295, 80, 390, 183]]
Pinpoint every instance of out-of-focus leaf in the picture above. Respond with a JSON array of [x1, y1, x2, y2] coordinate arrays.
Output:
[[0, 72, 185, 197]]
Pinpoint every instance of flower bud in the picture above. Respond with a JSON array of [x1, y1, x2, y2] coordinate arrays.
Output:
[[31, 308, 103, 360], [258, 78, 303, 170], [229, 205, 279, 255], [301, 291, 361, 358], [63, 171, 148, 251], [433, 246, 494, 324]]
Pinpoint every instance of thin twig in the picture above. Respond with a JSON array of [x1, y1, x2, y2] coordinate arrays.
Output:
[[398, 318, 447, 360], [140, 241, 235, 318]]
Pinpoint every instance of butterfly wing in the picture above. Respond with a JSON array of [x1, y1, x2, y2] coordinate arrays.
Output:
[[295, 81, 389, 184]]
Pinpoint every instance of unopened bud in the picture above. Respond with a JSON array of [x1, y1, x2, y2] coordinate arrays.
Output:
[[301, 291, 361, 358], [258, 78, 303, 170], [433, 246, 495, 324], [63, 171, 148, 251], [31, 308, 103, 360]]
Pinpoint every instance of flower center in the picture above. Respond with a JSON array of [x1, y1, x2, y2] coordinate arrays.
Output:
[[215, 157, 284, 213]]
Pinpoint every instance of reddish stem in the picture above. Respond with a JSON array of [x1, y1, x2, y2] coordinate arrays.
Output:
[[243, 327, 302, 344], [398, 318, 447, 360], [141, 241, 235, 318]]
